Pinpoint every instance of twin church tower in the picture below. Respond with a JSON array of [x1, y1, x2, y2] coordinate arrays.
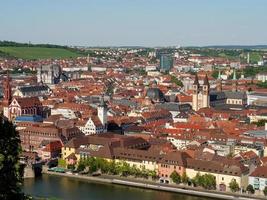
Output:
[[192, 74, 210, 111]]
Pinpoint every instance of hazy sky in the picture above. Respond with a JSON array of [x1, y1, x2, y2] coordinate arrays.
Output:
[[1, 0, 267, 46]]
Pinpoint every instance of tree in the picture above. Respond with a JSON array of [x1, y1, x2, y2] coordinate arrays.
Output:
[[116, 57, 123, 63], [137, 69, 147, 76], [212, 70, 219, 79], [181, 172, 189, 184], [120, 162, 131, 177], [246, 184, 255, 194], [201, 174, 216, 190], [87, 157, 97, 173], [170, 171, 181, 184], [149, 170, 158, 180], [192, 173, 216, 190], [77, 160, 86, 172], [0, 115, 25, 199], [229, 179, 240, 192], [263, 186, 267, 196], [170, 75, 183, 87], [109, 160, 119, 175], [253, 119, 267, 127], [192, 172, 202, 187]]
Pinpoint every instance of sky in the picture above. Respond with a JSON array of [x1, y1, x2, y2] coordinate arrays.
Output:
[[0, 0, 267, 47]]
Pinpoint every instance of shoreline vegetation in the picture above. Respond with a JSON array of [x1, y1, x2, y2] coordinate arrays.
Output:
[[42, 171, 265, 200]]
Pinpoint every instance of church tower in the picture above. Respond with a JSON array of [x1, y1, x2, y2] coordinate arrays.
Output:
[[232, 69, 238, 92], [192, 74, 199, 111], [216, 70, 222, 92], [3, 72, 12, 119], [192, 74, 210, 111], [97, 96, 107, 127], [202, 74, 210, 108]]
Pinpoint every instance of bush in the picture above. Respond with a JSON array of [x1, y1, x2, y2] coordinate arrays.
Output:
[[67, 164, 75, 171]]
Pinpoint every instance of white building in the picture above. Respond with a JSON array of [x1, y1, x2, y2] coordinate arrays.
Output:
[[78, 99, 107, 135], [247, 92, 267, 106], [249, 166, 267, 193]]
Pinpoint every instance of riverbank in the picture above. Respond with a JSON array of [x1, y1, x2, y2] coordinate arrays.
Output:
[[44, 171, 266, 200]]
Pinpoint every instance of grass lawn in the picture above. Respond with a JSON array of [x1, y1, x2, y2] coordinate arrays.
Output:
[[0, 46, 83, 59]]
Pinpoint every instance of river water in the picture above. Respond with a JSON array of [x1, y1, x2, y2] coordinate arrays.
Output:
[[23, 174, 215, 200]]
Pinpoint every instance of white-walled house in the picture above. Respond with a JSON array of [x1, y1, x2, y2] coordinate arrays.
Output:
[[249, 166, 267, 193], [77, 99, 107, 135], [78, 116, 107, 135]]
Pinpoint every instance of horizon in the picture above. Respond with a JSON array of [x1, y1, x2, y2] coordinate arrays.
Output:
[[2, 41, 267, 48], [1, 0, 267, 46]]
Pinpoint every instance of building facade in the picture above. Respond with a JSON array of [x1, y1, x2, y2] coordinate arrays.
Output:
[[37, 64, 61, 85]]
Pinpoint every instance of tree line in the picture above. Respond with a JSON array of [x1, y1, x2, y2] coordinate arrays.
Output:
[[0, 40, 68, 49], [74, 157, 158, 179]]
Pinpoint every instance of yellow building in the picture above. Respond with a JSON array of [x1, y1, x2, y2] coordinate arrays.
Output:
[[186, 158, 249, 192], [113, 147, 161, 171]]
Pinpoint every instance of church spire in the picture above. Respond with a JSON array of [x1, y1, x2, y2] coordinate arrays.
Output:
[[193, 74, 199, 86], [203, 74, 209, 87], [3, 71, 12, 104], [232, 69, 237, 92]]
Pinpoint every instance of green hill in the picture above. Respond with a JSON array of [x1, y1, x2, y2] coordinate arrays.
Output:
[[0, 46, 83, 59]]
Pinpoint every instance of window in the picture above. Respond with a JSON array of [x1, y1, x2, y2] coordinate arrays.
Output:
[[222, 177, 224, 181]]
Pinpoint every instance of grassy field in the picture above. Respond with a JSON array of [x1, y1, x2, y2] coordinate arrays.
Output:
[[0, 46, 83, 59]]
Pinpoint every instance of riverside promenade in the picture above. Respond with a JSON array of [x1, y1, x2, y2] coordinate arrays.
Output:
[[44, 171, 266, 200]]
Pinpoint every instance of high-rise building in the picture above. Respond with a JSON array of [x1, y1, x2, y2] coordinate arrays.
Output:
[[159, 54, 173, 72]]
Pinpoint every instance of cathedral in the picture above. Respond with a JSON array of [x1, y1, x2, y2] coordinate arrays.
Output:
[[191, 70, 247, 111], [37, 64, 61, 85], [192, 74, 210, 111], [2, 73, 43, 121]]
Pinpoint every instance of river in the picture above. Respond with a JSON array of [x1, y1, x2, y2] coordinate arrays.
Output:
[[23, 174, 216, 200]]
